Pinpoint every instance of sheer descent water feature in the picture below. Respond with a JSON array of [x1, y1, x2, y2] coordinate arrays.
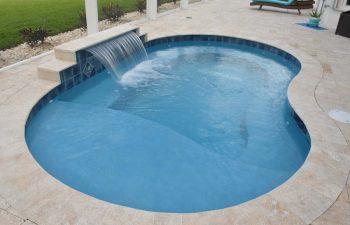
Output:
[[86, 32, 148, 81]]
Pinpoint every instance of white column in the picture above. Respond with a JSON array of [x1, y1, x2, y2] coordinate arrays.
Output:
[[147, 0, 157, 20], [180, 0, 189, 9], [85, 0, 99, 35]]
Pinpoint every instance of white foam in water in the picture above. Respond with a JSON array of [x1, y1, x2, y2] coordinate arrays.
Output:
[[119, 60, 172, 88], [86, 32, 147, 81]]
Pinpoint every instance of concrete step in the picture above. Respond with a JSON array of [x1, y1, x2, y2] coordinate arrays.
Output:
[[37, 60, 75, 82]]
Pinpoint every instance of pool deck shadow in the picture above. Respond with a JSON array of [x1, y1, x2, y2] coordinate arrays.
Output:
[[0, 0, 350, 224]]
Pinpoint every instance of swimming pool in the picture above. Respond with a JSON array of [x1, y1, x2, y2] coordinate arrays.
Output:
[[25, 35, 310, 213]]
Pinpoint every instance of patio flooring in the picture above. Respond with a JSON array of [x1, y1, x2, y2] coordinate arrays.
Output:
[[0, 0, 349, 224]]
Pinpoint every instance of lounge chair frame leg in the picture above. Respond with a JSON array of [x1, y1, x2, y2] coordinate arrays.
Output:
[[249, 1, 315, 14]]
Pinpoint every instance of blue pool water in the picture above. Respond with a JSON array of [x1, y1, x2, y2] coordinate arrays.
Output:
[[26, 40, 310, 213]]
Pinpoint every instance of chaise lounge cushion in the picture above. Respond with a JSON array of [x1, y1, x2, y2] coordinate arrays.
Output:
[[252, 0, 295, 6]]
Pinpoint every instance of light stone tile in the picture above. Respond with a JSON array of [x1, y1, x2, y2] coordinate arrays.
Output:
[[300, 63, 324, 79], [337, 187, 349, 202], [0, 72, 15, 80], [38, 59, 75, 72], [0, 195, 11, 210], [316, 84, 350, 103], [53, 49, 77, 63], [0, 79, 28, 95], [27, 78, 58, 91], [336, 122, 350, 143], [182, 209, 236, 225], [297, 112, 335, 131], [5, 65, 38, 75], [98, 207, 154, 225], [0, 141, 28, 161], [0, 93, 10, 104], [312, 189, 350, 225], [307, 123, 348, 145], [0, 210, 23, 225], [311, 141, 350, 165], [37, 69, 61, 82], [270, 180, 334, 224], [291, 156, 348, 201], [34, 191, 107, 225], [288, 79, 316, 96], [288, 96, 319, 114], [317, 98, 350, 113], [1, 82, 55, 109], [222, 195, 306, 225], [21, 220, 39, 225], [347, 176, 350, 202], [154, 213, 182, 225]]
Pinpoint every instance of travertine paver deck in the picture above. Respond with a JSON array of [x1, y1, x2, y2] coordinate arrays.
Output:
[[0, 0, 349, 224]]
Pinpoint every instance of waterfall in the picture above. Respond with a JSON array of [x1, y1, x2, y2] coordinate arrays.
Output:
[[86, 32, 148, 81]]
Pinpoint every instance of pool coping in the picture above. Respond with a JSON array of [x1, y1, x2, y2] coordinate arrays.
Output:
[[1, 12, 350, 225]]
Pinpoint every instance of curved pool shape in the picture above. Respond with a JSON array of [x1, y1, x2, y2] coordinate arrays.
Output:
[[26, 36, 310, 213]]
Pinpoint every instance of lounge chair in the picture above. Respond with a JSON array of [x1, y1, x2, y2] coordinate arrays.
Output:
[[250, 0, 315, 15]]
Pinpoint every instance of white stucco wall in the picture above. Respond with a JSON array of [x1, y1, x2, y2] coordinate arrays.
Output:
[[314, 0, 350, 30]]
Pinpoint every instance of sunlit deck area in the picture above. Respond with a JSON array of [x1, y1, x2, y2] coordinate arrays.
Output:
[[0, 0, 349, 224]]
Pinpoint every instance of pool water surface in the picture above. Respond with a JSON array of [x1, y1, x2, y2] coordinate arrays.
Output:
[[26, 40, 310, 213]]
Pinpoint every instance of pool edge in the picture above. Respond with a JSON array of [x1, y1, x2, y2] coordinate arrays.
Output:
[[3, 33, 350, 225]]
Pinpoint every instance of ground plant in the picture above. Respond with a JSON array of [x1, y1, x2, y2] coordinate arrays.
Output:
[[19, 27, 49, 47], [136, 0, 147, 13], [309, 10, 322, 18], [102, 2, 125, 22], [78, 10, 87, 30]]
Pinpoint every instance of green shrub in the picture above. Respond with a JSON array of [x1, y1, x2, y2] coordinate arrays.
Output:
[[19, 27, 49, 47], [136, 0, 146, 13], [309, 10, 321, 18], [173, 0, 177, 4], [102, 2, 125, 22], [78, 10, 87, 30]]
